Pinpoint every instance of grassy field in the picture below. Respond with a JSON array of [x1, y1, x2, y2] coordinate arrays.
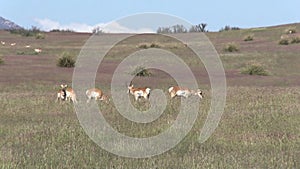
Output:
[[0, 23, 299, 168]]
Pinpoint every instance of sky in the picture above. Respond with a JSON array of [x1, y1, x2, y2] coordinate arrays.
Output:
[[0, 0, 299, 33]]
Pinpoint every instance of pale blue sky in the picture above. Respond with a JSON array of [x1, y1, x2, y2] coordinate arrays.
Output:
[[0, 0, 299, 32]]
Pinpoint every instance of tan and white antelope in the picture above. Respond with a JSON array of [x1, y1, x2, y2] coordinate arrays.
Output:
[[10, 43, 16, 46], [56, 84, 77, 103], [86, 88, 109, 103], [127, 83, 151, 101], [1, 41, 5, 45], [56, 88, 66, 103], [168, 86, 203, 99], [34, 48, 42, 53]]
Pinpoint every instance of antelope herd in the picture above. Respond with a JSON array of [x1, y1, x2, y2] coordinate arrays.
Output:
[[0, 40, 42, 54], [56, 83, 203, 104]]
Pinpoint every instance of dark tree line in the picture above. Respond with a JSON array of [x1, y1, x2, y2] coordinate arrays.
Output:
[[157, 23, 208, 34]]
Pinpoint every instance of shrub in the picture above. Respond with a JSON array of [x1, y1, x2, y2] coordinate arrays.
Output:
[[150, 43, 160, 48], [285, 28, 296, 34], [57, 52, 76, 67], [290, 37, 300, 44], [16, 51, 25, 55], [35, 33, 45, 39], [279, 39, 289, 45], [244, 35, 254, 41], [131, 66, 151, 77], [224, 43, 239, 52], [138, 43, 160, 49], [138, 44, 149, 49], [241, 63, 269, 76], [0, 56, 4, 64]]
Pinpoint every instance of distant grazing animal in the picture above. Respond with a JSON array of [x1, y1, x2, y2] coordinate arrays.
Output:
[[34, 48, 42, 53], [25, 45, 31, 48], [1, 41, 5, 45], [10, 43, 16, 46], [86, 88, 109, 103], [168, 86, 203, 99], [57, 84, 77, 103], [127, 83, 151, 101]]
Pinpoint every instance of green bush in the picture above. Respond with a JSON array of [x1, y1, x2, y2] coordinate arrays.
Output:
[[16, 51, 25, 55], [35, 33, 45, 39], [138, 44, 149, 49], [150, 43, 160, 48], [279, 39, 289, 45], [290, 37, 300, 44], [224, 43, 239, 52], [244, 35, 254, 41], [57, 52, 76, 67], [131, 66, 151, 77], [0, 56, 4, 64], [138, 43, 160, 49], [241, 63, 269, 76]]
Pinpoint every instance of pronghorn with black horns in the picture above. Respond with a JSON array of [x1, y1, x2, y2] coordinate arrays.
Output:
[[127, 82, 151, 101], [168, 86, 203, 99]]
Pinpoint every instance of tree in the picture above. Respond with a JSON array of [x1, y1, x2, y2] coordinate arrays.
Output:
[[172, 24, 187, 33], [157, 24, 187, 34], [92, 26, 104, 34], [157, 27, 172, 34], [189, 23, 208, 32]]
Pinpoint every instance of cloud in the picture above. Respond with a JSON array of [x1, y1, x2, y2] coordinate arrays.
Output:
[[34, 18, 154, 33]]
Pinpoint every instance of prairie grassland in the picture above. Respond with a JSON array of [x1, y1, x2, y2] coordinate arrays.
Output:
[[0, 84, 299, 168]]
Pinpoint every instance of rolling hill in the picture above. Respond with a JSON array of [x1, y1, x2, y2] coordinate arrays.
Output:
[[0, 16, 23, 30]]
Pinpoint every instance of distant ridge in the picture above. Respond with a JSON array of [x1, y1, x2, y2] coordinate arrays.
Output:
[[0, 16, 23, 30]]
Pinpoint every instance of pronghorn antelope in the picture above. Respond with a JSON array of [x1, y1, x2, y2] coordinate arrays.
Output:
[[127, 83, 151, 101], [1, 41, 5, 45], [56, 88, 66, 103], [86, 88, 109, 103], [10, 43, 16, 46], [56, 84, 77, 103], [168, 86, 203, 99], [34, 48, 42, 53]]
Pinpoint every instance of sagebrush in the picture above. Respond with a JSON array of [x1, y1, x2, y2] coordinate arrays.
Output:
[[131, 66, 152, 77], [57, 52, 76, 67], [224, 43, 239, 52], [241, 63, 269, 76]]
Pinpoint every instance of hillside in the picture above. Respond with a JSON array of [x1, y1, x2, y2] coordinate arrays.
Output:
[[0, 22, 299, 86], [0, 16, 23, 30]]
